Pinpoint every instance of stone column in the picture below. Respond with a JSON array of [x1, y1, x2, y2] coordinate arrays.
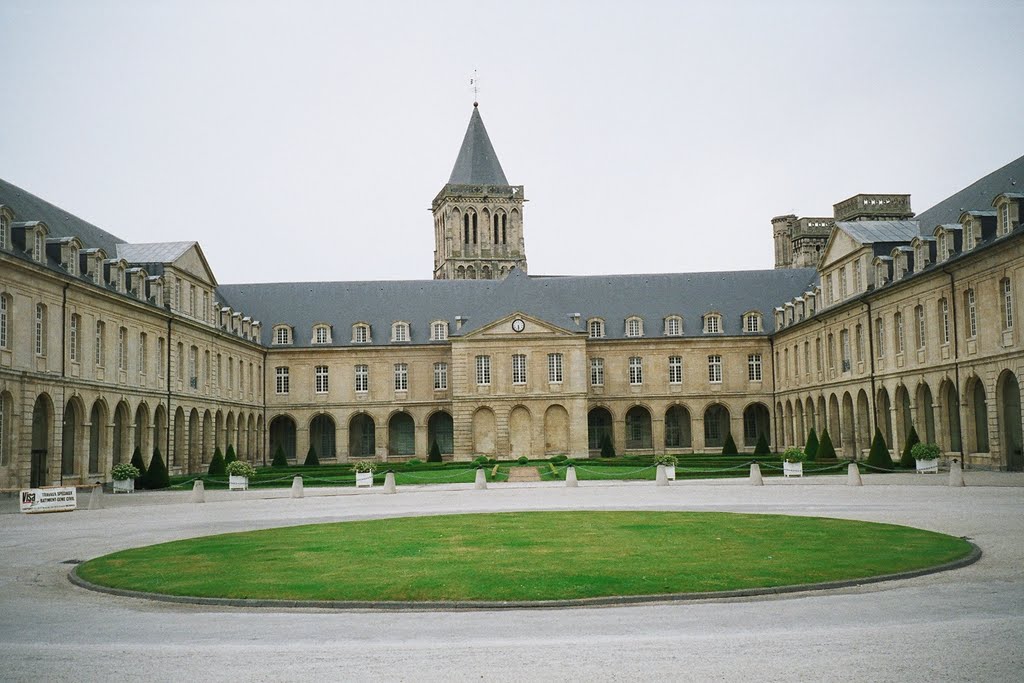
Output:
[[414, 423, 428, 459]]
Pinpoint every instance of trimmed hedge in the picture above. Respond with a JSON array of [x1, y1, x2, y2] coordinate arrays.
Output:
[[145, 447, 170, 490], [753, 433, 771, 455], [304, 445, 320, 467], [271, 444, 289, 468], [428, 440, 443, 463], [224, 444, 237, 466], [867, 429, 894, 469], [130, 446, 147, 488], [722, 433, 738, 456], [208, 446, 226, 476], [600, 433, 616, 458], [804, 428, 819, 462], [816, 428, 837, 460], [899, 426, 920, 469]]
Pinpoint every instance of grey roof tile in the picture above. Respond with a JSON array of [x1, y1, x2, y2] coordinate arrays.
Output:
[[913, 154, 1024, 231], [447, 105, 509, 185], [836, 220, 921, 244], [0, 178, 125, 255], [116, 241, 196, 264]]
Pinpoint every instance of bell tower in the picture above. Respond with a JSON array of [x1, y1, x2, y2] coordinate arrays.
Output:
[[432, 103, 527, 280]]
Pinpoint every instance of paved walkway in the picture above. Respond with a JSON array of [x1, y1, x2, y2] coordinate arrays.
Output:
[[1, 473, 1023, 681]]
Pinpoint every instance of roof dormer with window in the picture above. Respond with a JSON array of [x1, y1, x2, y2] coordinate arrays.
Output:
[[873, 256, 891, 289], [431, 320, 449, 341], [992, 193, 1022, 237], [703, 312, 722, 334], [312, 323, 332, 345], [742, 311, 762, 333], [663, 315, 683, 336], [587, 318, 605, 339], [625, 316, 644, 338], [353, 322, 371, 344], [391, 321, 411, 342], [273, 324, 293, 345], [0, 206, 12, 250]]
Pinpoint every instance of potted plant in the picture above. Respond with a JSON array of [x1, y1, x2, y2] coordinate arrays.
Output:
[[353, 460, 376, 487], [911, 442, 941, 473], [111, 463, 140, 493], [655, 454, 678, 480], [782, 448, 806, 478], [226, 460, 257, 490]]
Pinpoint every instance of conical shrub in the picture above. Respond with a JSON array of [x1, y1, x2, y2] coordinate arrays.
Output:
[[428, 439, 442, 463], [208, 445, 226, 476], [304, 444, 320, 467], [224, 444, 237, 466], [145, 447, 170, 490], [271, 444, 289, 468], [867, 428, 894, 469], [804, 428, 819, 462], [899, 425, 920, 469], [753, 433, 771, 455], [816, 428, 837, 460], [722, 433, 738, 455], [600, 433, 616, 458], [130, 446, 147, 488]]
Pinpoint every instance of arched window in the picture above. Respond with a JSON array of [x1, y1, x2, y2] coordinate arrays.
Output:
[[493, 213, 500, 243], [664, 316, 682, 336], [0, 293, 10, 350], [273, 325, 292, 345], [431, 321, 448, 341], [588, 318, 605, 339], [472, 212, 478, 244], [625, 317, 643, 338], [502, 213, 507, 244], [744, 313, 762, 332], [391, 321, 410, 342], [353, 323, 371, 343], [312, 324, 331, 345], [704, 313, 722, 334], [463, 214, 470, 243]]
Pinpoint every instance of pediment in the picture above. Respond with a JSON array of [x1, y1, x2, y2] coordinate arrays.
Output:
[[461, 312, 577, 339], [819, 228, 863, 269], [171, 244, 218, 286]]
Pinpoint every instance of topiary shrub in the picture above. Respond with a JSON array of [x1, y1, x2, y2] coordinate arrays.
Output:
[[867, 428, 894, 469], [472, 455, 489, 467], [899, 426, 920, 469], [304, 445, 320, 467], [600, 433, 616, 458], [144, 447, 170, 490], [804, 428, 819, 462], [271, 444, 289, 468], [224, 444, 237, 466], [130, 446, 148, 487], [517, 455, 529, 465], [722, 433, 738, 455], [753, 433, 771, 455], [208, 446, 226, 476], [407, 458, 423, 466], [816, 428, 837, 460], [550, 454, 568, 464], [428, 440, 442, 463]]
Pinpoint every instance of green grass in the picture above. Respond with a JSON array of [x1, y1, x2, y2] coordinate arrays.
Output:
[[76, 512, 971, 602]]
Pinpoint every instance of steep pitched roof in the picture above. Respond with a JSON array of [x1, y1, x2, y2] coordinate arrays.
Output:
[[116, 241, 196, 263], [835, 220, 921, 244], [447, 105, 509, 185], [0, 178, 125, 255], [913, 153, 1024, 231]]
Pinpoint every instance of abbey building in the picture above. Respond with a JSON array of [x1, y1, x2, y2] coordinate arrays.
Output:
[[1, 106, 1022, 488]]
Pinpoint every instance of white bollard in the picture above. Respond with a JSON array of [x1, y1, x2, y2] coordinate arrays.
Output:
[[291, 475, 304, 498], [565, 465, 578, 487], [749, 463, 764, 486], [88, 485, 104, 510], [383, 471, 397, 494], [949, 458, 966, 487], [656, 464, 669, 486], [474, 467, 488, 490], [190, 479, 205, 503], [847, 462, 863, 486]]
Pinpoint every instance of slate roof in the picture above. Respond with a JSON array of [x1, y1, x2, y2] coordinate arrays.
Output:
[[218, 267, 819, 348], [0, 178, 126, 255], [116, 241, 196, 264], [912, 153, 1024, 231], [836, 220, 920, 244], [447, 105, 510, 185]]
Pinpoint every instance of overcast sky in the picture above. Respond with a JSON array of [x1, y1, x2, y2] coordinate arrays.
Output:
[[3, 0, 1023, 284]]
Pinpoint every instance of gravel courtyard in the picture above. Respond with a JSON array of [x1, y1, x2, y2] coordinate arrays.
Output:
[[1, 472, 1022, 682]]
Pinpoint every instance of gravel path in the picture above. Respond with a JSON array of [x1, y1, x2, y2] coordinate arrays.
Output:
[[1, 473, 1022, 682]]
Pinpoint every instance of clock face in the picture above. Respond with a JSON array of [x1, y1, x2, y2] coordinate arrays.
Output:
[[512, 318, 526, 333]]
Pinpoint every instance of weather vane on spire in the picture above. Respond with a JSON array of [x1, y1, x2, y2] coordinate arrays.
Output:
[[470, 69, 479, 106]]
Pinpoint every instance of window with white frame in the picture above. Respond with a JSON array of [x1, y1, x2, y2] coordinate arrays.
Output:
[[394, 363, 408, 391], [625, 317, 643, 337], [708, 354, 722, 383], [139, 332, 147, 375], [314, 365, 329, 393], [173, 279, 181, 311], [431, 321, 448, 340], [1002, 278, 1014, 329], [476, 355, 491, 385], [744, 313, 761, 333], [69, 314, 80, 362], [1000, 203, 1011, 236], [915, 305, 926, 349], [115, 326, 127, 370], [392, 322, 410, 342], [512, 354, 527, 385], [433, 362, 448, 390], [853, 258, 863, 292], [894, 311, 905, 353], [668, 355, 682, 384], [34, 303, 47, 356], [704, 314, 721, 334], [965, 222, 976, 251], [0, 215, 7, 249], [839, 267, 848, 299], [354, 364, 369, 392], [548, 353, 564, 383], [353, 323, 370, 343], [934, 298, 948, 345], [875, 318, 885, 357], [588, 319, 605, 339], [965, 289, 977, 338], [33, 231, 43, 262], [590, 357, 604, 386], [748, 353, 762, 381], [664, 316, 682, 336], [275, 366, 290, 394], [629, 356, 643, 385], [0, 293, 8, 349], [313, 325, 331, 344], [273, 326, 292, 345]]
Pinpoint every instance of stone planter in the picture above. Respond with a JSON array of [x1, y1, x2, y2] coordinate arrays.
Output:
[[664, 464, 676, 480], [112, 478, 134, 493], [915, 458, 939, 474], [356, 471, 374, 488], [228, 475, 249, 491], [783, 461, 803, 478]]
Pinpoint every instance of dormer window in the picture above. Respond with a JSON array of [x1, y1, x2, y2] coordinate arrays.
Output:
[[625, 317, 643, 338], [273, 325, 292, 345], [353, 323, 371, 343], [33, 230, 44, 262], [431, 321, 448, 341], [664, 316, 682, 336], [392, 321, 410, 342], [0, 214, 8, 249], [704, 313, 722, 334], [964, 220, 977, 251], [312, 324, 331, 345], [588, 318, 605, 339], [744, 312, 762, 333]]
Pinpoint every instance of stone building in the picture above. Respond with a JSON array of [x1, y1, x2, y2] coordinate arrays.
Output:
[[1, 106, 1022, 488]]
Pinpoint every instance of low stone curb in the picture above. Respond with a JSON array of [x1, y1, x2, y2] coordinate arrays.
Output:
[[68, 542, 981, 612]]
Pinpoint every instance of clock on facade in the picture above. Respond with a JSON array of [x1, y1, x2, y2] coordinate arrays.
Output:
[[511, 318, 526, 333]]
